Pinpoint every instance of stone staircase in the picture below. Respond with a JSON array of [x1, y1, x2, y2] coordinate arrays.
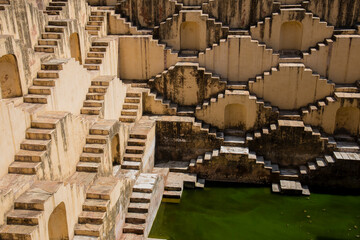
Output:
[[35, 20, 70, 54], [43, 0, 68, 16], [86, 7, 115, 37], [8, 112, 69, 178], [84, 39, 110, 71], [24, 60, 66, 104], [0, 181, 62, 239], [121, 129, 147, 171], [120, 90, 142, 123], [81, 75, 115, 116], [74, 176, 119, 239], [122, 173, 162, 239], [76, 120, 117, 174]]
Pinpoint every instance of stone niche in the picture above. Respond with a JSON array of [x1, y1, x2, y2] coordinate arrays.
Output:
[[149, 62, 226, 106], [249, 63, 334, 110]]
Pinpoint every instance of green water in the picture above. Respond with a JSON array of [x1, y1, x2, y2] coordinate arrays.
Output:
[[149, 186, 360, 240]]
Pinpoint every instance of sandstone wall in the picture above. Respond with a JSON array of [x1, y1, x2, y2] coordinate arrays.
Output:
[[249, 63, 334, 110], [199, 36, 278, 82], [306, 0, 360, 28], [149, 62, 226, 106]]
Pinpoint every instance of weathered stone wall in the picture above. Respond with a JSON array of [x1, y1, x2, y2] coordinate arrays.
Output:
[[199, 36, 279, 82], [195, 90, 278, 130], [193, 149, 271, 184], [248, 124, 326, 167], [249, 63, 334, 110], [303, 94, 360, 136], [116, 0, 178, 28], [250, 8, 334, 52], [203, 0, 275, 29], [149, 62, 226, 106], [118, 36, 178, 80], [155, 117, 223, 162], [154, 10, 228, 51], [306, 0, 360, 28], [303, 35, 360, 84]]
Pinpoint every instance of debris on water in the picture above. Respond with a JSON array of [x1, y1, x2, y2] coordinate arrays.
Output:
[[354, 225, 358, 229], [304, 210, 307, 213], [307, 215, 311, 219]]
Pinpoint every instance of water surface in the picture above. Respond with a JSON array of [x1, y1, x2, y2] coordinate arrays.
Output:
[[149, 185, 360, 240]]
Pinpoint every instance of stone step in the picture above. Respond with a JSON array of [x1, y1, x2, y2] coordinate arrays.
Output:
[[84, 64, 101, 71], [86, 135, 108, 144], [24, 95, 48, 104], [41, 32, 62, 39], [89, 86, 107, 94], [335, 141, 360, 152], [126, 146, 145, 154], [89, 47, 107, 52], [76, 162, 100, 173], [20, 139, 51, 151], [123, 153, 142, 162], [88, 21, 103, 26], [121, 161, 141, 170], [333, 151, 360, 161], [125, 97, 141, 104], [26, 128, 54, 140], [78, 211, 106, 224], [85, 58, 103, 64], [324, 155, 335, 164], [129, 133, 147, 140], [89, 16, 104, 21], [308, 162, 317, 171], [92, 41, 109, 47], [37, 70, 59, 79], [122, 109, 138, 116], [7, 209, 42, 225], [127, 139, 146, 146], [80, 152, 103, 163], [299, 165, 308, 175], [123, 103, 139, 110], [130, 192, 151, 203], [31, 118, 59, 129], [15, 149, 46, 162], [280, 180, 305, 195], [125, 213, 147, 224], [126, 92, 141, 98], [33, 78, 55, 87], [8, 161, 41, 175], [74, 223, 103, 237], [41, 62, 63, 71], [83, 199, 110, 212], [45, 26, 65, 33], [120, 116, 137, 123], [83, 144, 105, 154], [0, 225, 38, 239], [28, 86, 52, 95], [83, 100, 104, 108], [86, 177, 117, 200], [128, 202, 149, 214], [87, 93, 105, 101], [34, 45, 56, 53], [163, 190, 182, 199], [279, 168, 299, 179], [81, 107, 102, 115], [87, 52, 105, 58], [122, 223, 145, 235]]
